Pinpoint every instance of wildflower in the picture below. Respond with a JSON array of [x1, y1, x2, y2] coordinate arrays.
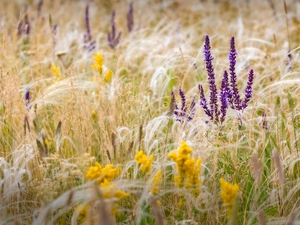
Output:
[[173, 89, 196, 122], [151, 170, 162, 195], [219, 178, 239, 218], [104, 69, 113, 83], [228, 36, 241, 110], [241, 69, 254, 109], [85, 162, 122, 185], [76, 204, 87, 222], [199, 35, 255, 125], [203, 35, 219, 122], [135, 150, 154, 173], [126, 2, 134, 32], [91, 53, 104, 74], [107, 10, 122, 49], [168, 141, 202, 194], [51, 63, 63, 81], [25, 87, 30, 111], [83, 4, 96, 51]]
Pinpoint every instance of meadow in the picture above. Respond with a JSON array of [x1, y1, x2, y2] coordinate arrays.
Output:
[[0, 0, 300, 224]]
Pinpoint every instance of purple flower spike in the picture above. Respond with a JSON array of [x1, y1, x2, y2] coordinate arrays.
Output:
[[83, 5, 96, 52], [188, 97, 196, 121], [179, 88, 187, 117], [24, 13, 30, 35], [229, 36, 242, 110], [199, 84, 212, 121], [204, 35, 219, 122], [242, 69, 254, 109], [25, 87, 30, 111], [85, 5, 92, 42], [219, 71, 229, 123], [127, 2, 134, 32], [108, 10, 122, 49]]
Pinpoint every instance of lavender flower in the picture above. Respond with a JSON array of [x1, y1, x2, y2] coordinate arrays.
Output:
[[228, 36, 242, 110], [37, 0, 43, 18], [241, 69, 254, 109], [187, 97, 196, 121], [25, 87, 30, 111], [24, 13, 30, 35], [179, 88, 187, 118], [287, 50, 292, 72], [108, 10, 122, 49], [199, 35, 255, 127], [172, 89, 195, 123], [84, 5, 96, 52], [203, 35, 219, 122], [219, 71, 229, 123], [127, 2, 134, 32], [198, 84, 212, 121]]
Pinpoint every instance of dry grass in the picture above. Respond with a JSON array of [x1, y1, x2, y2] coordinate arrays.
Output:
[[0, 0, 300, 224]]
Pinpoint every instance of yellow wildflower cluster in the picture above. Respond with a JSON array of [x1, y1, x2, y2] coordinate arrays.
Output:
[[78, 162, 129, 222], [91, 53, 104, 74], [220, 178, 239, 218], [51, 63, 63, 82], [168, 141, 202, 195], [151, 170, 162, 195], [91, 53, 113, 83], [135, 150, 154, 173], [86, 162, 121, 185]]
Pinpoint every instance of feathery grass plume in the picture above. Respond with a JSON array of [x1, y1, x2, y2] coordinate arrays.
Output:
[[220, 178, 239, 219], [135, 150, 154, 173], [251, 152, 262, 185], [258, 210, 267, 225], [272, 150, 285, 186], [108, 10, 122, 49], [149, 196, 165, 225], [84, 4, 96, 51], [126, 2, 134, 32], [168, 141, 202, 195]]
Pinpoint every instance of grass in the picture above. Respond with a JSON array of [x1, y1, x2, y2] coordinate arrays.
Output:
[[0, 0, 300, 224]]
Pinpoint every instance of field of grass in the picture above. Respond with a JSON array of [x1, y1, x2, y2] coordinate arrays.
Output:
[[1, 0, 300, 224]]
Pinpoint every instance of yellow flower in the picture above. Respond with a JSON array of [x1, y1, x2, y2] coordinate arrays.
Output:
[[220, 178, 239, 218], [75, 204, 87, 222], [135, 150, 154, 173], [151, 170, 162, 195], [104, 69, 113, 83], [51, 63, 63, 82], [86, 162, 122, 185], [168, 141, 202, 193], [91, 53, 104, 74], [100, 182, 130, 200]]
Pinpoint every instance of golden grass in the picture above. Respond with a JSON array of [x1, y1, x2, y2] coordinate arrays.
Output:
[[0, 0, 300, 224]]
